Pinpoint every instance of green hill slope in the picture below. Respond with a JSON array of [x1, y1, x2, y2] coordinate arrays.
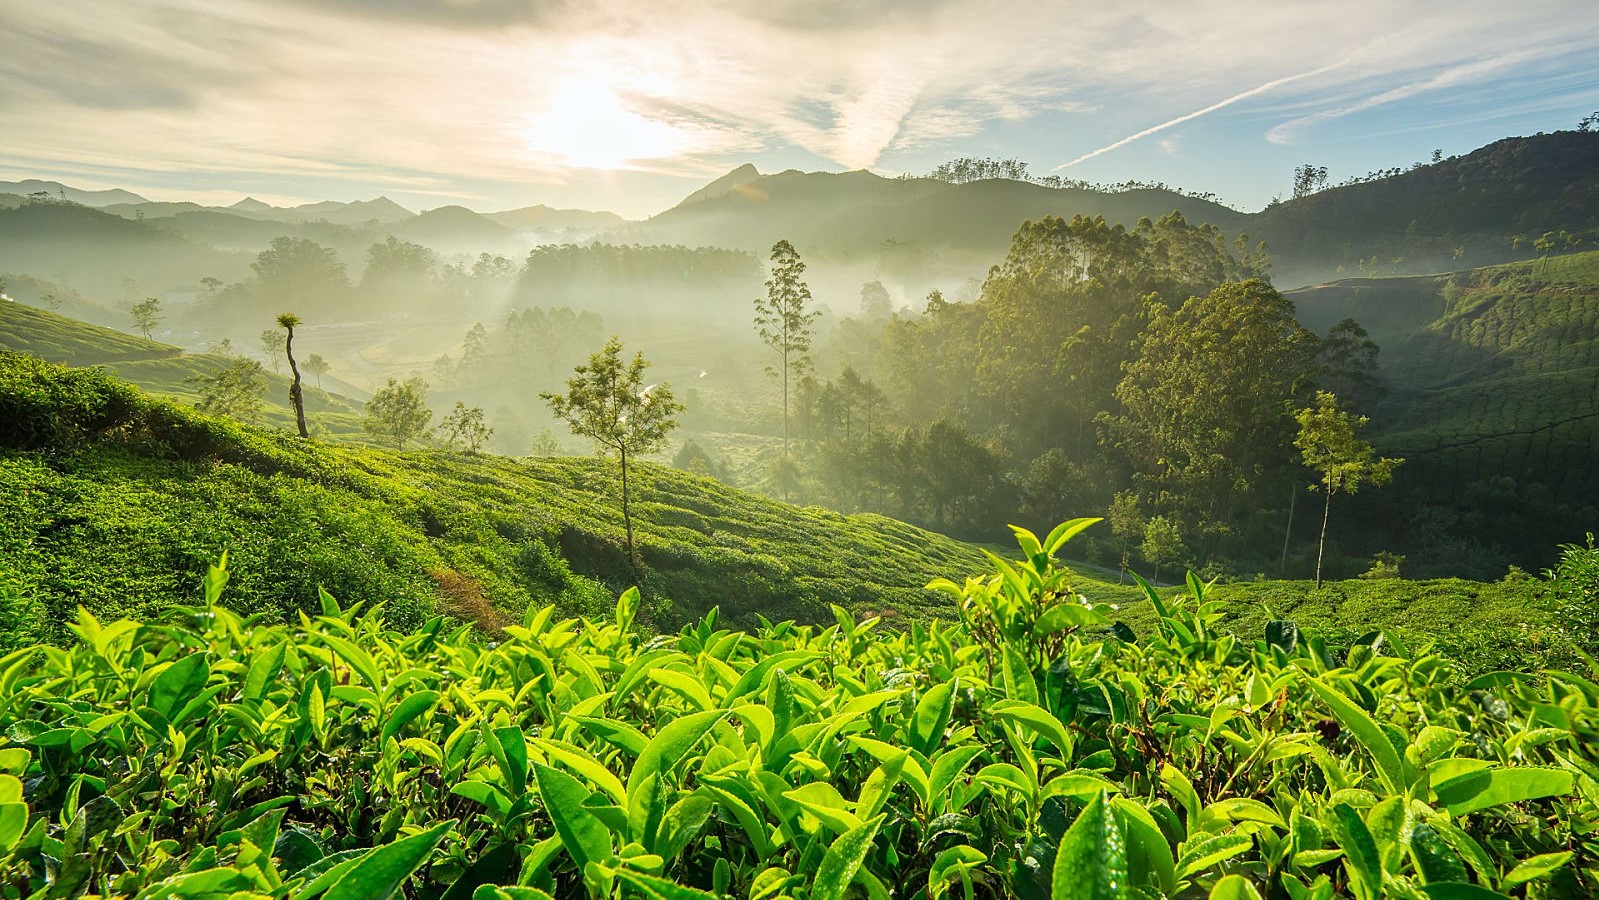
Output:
[[0, 302, 367, 435], [1286, 249, 1599, 572], [0, 352, 997, 647], [1259, 131, 1599, 285]]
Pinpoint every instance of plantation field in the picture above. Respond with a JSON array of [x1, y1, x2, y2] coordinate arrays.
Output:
[[0, 352, 1003, 648], [1288, 249, 1599, 503], [0, 534, 1590, 899], [3, 351, 1575, 679]]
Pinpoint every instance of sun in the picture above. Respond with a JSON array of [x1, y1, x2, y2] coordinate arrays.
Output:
[[522, 78, 691, 170]]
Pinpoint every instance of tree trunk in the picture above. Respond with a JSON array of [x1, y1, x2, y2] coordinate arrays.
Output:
[[620, 446, 639, 579], [781, 351, 790, 458], [1280, 482, 1297, 574], [1315, 488, 1332, 588], [284, 326, 309, 438]]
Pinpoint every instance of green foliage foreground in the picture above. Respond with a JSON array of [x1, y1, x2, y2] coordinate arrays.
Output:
[[0, 524, 1593, 900]]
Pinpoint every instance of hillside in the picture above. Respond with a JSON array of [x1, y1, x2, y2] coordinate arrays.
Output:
[[0, 353, 1002, 645], [1259, 131, 1599, 285], [0, 301, 180, 363], [1286, 249, 1599, 572], [0, 200, 248, 297], [0, 303, 366, 435]]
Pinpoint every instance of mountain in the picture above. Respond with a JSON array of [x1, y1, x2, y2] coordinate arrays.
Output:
[[392, 204, 520, 253], [485, 204, 626, 232], [0, 179, 148, 206], [0, 200, 247, 298], [230, 197, 274, 213], [266, 196, 416, 225], [619, 167, 1247, 261], [676, 162, 762, 206], [1285, 248, 1599, 574], [101, 201, 210, 219]]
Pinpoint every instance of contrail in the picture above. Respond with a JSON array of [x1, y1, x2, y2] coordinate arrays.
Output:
[[1052, 62, 1346, 170]]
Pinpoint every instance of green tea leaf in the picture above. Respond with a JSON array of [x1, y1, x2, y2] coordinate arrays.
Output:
[[1433, 767, 1573, 816], [532, 762, 613, 873], [1051, 792, 1128, 900], [323, 820, 454, 900], [813, 815, 883, 900]]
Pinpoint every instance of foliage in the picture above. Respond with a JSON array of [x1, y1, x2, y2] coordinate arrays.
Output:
[[0, 525, 1591, 900], [1291, 164, 1329, 200], [303, 353, 330, 388], [1139, 516, 1186, 584], [1546, 534, 1599, 656], [1294, 392, 1402, 586], [129, 296, 162, 339], [364, 377, 432, 450], [1105, 279, 1317, 557], [754, 240, 820, 456], [437, 402, 494, 453], [190, 357, 268, 424], [544, 337, 683, 568]]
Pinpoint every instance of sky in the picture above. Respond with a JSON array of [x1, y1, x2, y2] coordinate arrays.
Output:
[[1, 0, 1596, 220]]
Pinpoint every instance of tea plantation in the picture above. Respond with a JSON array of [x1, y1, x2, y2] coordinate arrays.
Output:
[[1, 351, 1595, 899], [0, 532, 1591, 899]]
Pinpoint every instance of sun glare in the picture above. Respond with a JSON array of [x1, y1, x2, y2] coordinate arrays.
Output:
[[522, 78, 690, 170]]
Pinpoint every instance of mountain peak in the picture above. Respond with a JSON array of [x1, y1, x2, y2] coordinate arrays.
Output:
[[677, 163, 763, 208], [230, 197, 273, 212]]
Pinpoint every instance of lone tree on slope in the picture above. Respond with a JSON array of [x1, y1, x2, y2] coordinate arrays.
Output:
[[1294, 391, 1402, 587], [276, 312, 309, 438], [542, 337, 682, 575]]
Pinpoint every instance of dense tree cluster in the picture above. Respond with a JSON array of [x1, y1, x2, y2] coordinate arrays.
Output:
[[750, 214, 1383, 569]]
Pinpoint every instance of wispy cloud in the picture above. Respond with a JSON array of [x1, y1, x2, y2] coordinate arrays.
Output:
[[1266, 50, 1544, 145], [1053, 61, 1348, 169]]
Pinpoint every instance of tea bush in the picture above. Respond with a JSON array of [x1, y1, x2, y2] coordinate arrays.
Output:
[[0, 522, 1591, 899]]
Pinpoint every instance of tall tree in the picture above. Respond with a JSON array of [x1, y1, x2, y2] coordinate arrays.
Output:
[[1291, 164, 1329, 199], [542, 337, 682, 571], [859, 280, 892, 321], [364, 377, 432, 449], [253, 238, 349, 306], [131, 297, 162, 339], [276, 313, 309, 438], [1104, 279, 1317, 557], [754, 240, 819, 458], [1294, 391, 1403, 587]]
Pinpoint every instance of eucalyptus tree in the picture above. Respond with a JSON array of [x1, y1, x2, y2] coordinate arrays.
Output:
[[754, 239, 819, 457]]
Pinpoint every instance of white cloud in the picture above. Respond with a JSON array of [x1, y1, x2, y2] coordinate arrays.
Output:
[[0, 0, 1595, 211]]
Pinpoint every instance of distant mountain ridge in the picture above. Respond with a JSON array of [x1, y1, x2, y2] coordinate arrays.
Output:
[[0, 179, 148, 207], [10, 130, 1597, 290]]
